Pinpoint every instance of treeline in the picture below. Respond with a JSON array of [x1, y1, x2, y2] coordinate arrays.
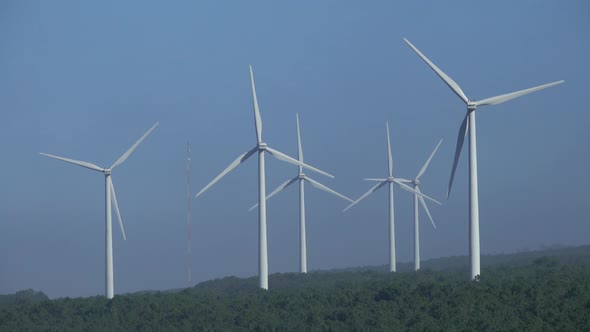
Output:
[[0, 289, 48, 306], [1, 256, 589, 330]]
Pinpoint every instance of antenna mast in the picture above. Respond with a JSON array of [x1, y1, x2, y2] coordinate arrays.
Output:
[[186, 141, 192, 286]]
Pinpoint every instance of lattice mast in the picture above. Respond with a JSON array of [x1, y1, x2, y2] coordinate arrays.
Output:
[[186, 141, 192, 285]]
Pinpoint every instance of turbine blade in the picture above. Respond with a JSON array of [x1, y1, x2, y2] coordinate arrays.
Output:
[[39, 153, 103, 172], [195, 146, 258, 198], [403, 38, 469, 104], [249, 65, 263, 143], [475, 80, 564, 106], [265, 146, 334, 178], [416, 139, 443, 180], [111, 122, 159, 170], [395, 178, 412, 183], [109, 177, 127, 240], [393, 179, 442, 205], [386, 122, 393, 177], [296, 113, 303, 164], [448, 114, 469, 198], [363, 178, 387, 182], [417, 188, 437, 229], [343, 180, 387, 212], [248, 176, 299, 211], [304, 176, 354, 203]]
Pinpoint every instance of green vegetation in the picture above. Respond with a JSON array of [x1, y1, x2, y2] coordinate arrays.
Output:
[[0, 289, 48, 306], [1, 246, 589, 331]]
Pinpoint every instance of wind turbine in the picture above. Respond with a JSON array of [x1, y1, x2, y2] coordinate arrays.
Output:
[[249, 113, 353, 273], [343, 122, 441, 272], [403, 37, 564, 281], [195, 66, 333, 290], [40, 122, 159, 299], [398, 139, 443, 271]]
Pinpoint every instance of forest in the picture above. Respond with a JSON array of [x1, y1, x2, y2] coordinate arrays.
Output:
[[0, 245, 589, 331]]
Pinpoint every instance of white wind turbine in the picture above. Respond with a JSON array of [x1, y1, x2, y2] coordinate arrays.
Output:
[[40, 122, 159, 299], [248, 113, 353, 273], [397, 139, 443, 271], [343, 122, 441, 272], [403, 37, 564, 281], [195, 66, 333, 290]]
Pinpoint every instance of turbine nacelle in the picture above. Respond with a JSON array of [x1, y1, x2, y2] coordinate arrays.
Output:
[[258, 142, 268, 151], [413, 179, 420, 186], [298, 173, 305, 179], [467, 102, 477, 111], [103, 169, 112, 175], [387, 176, 395, 182]]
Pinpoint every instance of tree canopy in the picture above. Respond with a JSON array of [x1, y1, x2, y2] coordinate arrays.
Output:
[[1, 246, 589, 331]]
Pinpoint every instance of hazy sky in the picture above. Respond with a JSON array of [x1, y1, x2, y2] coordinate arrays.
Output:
[[0, 1, 588, 298]]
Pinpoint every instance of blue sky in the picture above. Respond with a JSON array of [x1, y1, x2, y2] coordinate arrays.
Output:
[[0, 1, 588, 298]]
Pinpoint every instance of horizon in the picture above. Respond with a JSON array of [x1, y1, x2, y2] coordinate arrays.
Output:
[[5, 241, 586, 300]]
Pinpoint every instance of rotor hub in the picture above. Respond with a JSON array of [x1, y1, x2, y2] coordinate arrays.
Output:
[[103, 169, 111, 175], [258, 142, 267, 151], [298, 173, 305, 179], [387, 176, 395, 182], [467, 102, 477, 111], [413, 179, 420, 185]]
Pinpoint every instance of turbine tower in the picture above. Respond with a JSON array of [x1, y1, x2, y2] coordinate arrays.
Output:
[[398, 139, 442, 271], [249, 113, 353, 273], [40, 122, 159, 299], [343, 122, 441, 272], [403, 37, 564, 280], [195, 66, 333, 290]]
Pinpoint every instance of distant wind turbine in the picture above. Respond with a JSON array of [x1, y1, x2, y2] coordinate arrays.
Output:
[[195, 66, 333, 290], [343, 122, 441, 272], [397, 139, 442, 271], [403, 37, 564, 281], [249, 113, 353, 273], [40, 122, 159, 299]]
